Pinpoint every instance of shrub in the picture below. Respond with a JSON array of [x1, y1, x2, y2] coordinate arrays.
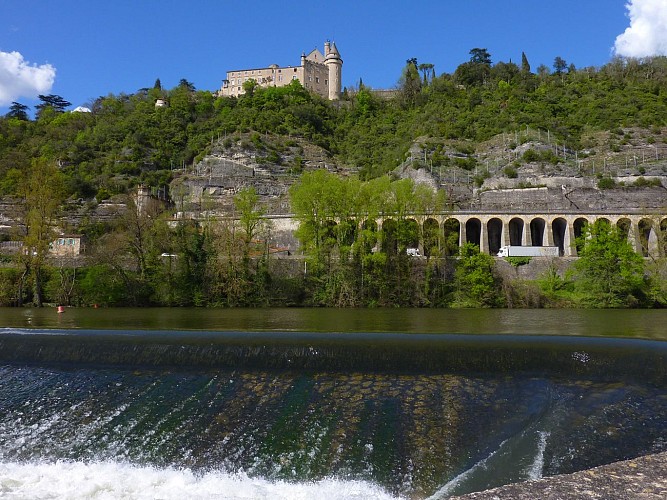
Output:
[[597, 177, 616, 189], [506, 256, 531, 267], [633, 176, 661, 187], [522, 149, 539, 162], [503, 166, 518, 178]]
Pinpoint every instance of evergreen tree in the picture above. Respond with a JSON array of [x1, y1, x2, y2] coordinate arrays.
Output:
[[6, 101, 29, 120], [521, 51, 531, 74], [35, 94, 71, 118], [553, 56, 567, 75]]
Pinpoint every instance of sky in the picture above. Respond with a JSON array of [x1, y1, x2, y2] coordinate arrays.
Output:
[[1, 0, 667, 115]]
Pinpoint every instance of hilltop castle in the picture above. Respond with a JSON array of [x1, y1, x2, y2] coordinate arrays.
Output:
[[218, 41, 342, 100]]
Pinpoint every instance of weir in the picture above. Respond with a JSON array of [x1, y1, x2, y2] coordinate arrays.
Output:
[[1, 328, 666, 498], [0, 330, 666, 384]]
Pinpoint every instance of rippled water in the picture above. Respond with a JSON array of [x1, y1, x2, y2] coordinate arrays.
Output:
[[0, 309, 666, 499]]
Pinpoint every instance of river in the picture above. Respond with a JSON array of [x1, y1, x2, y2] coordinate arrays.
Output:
[[0, 308, 666, 499]]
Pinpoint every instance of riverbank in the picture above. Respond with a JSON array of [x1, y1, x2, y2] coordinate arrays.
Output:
[[452, 451, 667, 499]]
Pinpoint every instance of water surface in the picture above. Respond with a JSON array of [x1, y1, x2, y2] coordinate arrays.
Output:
[[0, 308, 665, 499]]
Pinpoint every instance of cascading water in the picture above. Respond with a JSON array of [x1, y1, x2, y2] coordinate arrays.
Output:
[[0, 328, 666, 499]]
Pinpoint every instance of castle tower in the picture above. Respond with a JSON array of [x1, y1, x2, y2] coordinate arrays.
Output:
[[324, 41, 342, 100]]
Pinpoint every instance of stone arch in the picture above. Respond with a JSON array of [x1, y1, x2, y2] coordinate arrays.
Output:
[[597, 217, 611, 227], [337, 218, 357, 247], [530, 218, 546, 246], [423, 218, 440, 257], [399, 218, 420, 251], [573, 217, 589, 254], [465, 218, 481, 248], [617, 218, 631, 241], [322, 220, 337, 248], [509, 218, 524, 246], [487, 218, 503, 255], [361, 219, 378, 253], [638, 218, 656, 257], [381, 218, 398, 255], [552, 217, 567, 256], [443, 218, 460, 256]]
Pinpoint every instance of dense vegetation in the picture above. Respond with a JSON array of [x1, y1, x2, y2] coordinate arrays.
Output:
[[3, 53, 667, 197], [2, 51, 667, 308]]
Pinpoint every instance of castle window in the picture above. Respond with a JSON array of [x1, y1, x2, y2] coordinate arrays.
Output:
[[316, 77, 319, 83], [325, 79, 328, 85], [292, 75, 297, 80], [293, 68, 297, 72]]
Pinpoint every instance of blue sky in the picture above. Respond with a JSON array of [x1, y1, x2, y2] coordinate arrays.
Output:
[[1, 0, 666, 114]]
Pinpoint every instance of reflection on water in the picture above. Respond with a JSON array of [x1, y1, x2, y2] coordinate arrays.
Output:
[[1, 307, 667, 339]]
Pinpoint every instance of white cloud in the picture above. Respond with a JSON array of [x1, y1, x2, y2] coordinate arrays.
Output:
[[614, 0, 667, 57], [0, 50, 56, 106]]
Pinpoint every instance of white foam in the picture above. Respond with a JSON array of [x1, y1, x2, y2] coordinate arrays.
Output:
[[0, 461, 401, 500], [526, 431, 550, 480]]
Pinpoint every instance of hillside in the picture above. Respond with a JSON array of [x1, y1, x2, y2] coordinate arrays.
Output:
[[2, 54, 667, 225], [2, 54, 667, 309]]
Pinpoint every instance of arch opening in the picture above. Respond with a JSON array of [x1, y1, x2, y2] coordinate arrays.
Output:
[[552, 218, 567, 256], [423, 219, 440, 258], [381, 219, 398, 255], [359, 219, 378, 254], [509, 218, 524, 246], [617, 218, 631, 241], [487, 218, 503, 255], [638, 219, 654, 257], [399, 219, 420, 251], [465, 218, 481, 248], [573, 218, 589, 254], [443, 219, 460, 256], [530, 218, 546, 246]]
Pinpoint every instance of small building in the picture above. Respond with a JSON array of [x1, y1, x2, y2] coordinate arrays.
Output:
[[50, 235, 85, 256]]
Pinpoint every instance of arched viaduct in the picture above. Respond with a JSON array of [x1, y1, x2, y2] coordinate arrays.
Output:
[[427, 211, 667, 257], [270, 211, 667, 258]]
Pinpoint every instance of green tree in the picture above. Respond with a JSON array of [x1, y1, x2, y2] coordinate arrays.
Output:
[[35, 94, 71, 119], [453, 243, 501, 307], [18, 158, 66, 306], [454, 48, 492, 86], [553, 56, 567, 75], [6, 102, 29, 120], [469, 48, 492, 65], [399, 58, 422, 106], [178, 78, 196, 92], [521, 52, 531, 74], [242, 79, 259, 97], [234, 186, 266, 264], [418, 63, 435, 84], [571, 219, 646, 307]]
